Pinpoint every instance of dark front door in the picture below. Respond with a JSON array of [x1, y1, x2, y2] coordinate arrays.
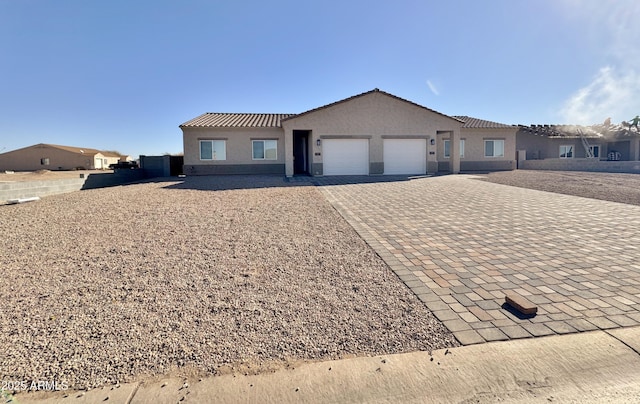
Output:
[[293, 130, 309, 175]]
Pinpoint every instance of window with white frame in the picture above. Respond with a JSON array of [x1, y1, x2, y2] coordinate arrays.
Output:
[[252, 140, 277, 160], [200, 140, 226, 160], [559, 145, 573, 158], [444, 139, 465, 158], [484, 140, 504, 157], [589, 145, 600, 158]]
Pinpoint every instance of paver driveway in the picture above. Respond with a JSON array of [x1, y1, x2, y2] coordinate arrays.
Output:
[[316, 175, 640, 345]]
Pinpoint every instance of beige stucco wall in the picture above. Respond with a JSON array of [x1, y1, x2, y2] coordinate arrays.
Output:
[[515, 131, 640, 160], [438, 128, 517, 161], [183, 127, 285, 166], [282, 91, 462, 176], [516, 131, 593, 160], [0, 145, 96, 171]]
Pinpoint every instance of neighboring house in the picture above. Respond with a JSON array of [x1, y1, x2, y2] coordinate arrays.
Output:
[[516, 123, 640, 173], [181, 89, 517, 176], [0, 143, 131, 171]]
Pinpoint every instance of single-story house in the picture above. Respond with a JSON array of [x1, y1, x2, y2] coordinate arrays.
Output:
[[181, 89, 517, 176], [516, 123, 640, 172], [0, 143, 131, 171]]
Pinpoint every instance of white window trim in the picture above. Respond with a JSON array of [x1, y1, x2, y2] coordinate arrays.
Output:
[[443, 139, 465, 159], [589, 145, 600, 158], [559, 145, 574, 159], [252, 139, 278, 160], [484, 139, 505, 158], [199, 139, 227, 161]]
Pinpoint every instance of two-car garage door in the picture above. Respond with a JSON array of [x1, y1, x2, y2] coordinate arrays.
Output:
[[322, 138, 427, 175]]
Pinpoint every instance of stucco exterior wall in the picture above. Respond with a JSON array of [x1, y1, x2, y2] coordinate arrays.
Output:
[[182, 127, 285, 175], [607, 140, 632, 161], [94, 154, 122, 169], [437, 128, 516, 171], [516, 131, 552, 160], [282, 91, 462, 176], [0, 145, 97, 171], [516, 131, 614, 160]]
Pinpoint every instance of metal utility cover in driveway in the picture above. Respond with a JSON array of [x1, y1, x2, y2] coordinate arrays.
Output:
[[323, 139, 369, 175], [383, 139, 427, 175]]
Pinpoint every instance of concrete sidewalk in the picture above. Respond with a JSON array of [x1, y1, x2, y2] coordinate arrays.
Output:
[[15, 326, 640, 403]]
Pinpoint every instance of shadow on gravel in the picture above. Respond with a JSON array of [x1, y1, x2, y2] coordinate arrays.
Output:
[[162, 175, 298, 191], [161, 174, 438, 191]]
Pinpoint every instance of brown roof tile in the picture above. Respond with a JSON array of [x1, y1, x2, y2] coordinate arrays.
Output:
[[180, 113, 295, 128], [519, 123, 640, 139], [453, 116, 513, 129], [517, 125, 604, 139]]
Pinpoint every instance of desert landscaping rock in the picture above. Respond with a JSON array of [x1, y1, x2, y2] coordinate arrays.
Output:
[[0, 176, 458, 390], [480, 170, 640, 206]]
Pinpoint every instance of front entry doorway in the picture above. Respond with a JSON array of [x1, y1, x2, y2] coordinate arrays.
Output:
[[293, 130, 311, 175]]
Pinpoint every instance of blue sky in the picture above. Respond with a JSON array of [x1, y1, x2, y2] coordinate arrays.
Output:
[[1, 0, 639, 158]]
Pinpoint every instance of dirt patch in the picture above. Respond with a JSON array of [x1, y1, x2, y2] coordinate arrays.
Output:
[[479, 170, 640, 206]]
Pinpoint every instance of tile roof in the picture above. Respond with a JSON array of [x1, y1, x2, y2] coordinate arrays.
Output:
[[180, 113, 295, 128], [99, 151, 125, 158], [282, 88, 464, 124], [517, 125, 605, 139], [592, 124, 640, 138], [180, 91, 525, 131], [453, 116, 513, 129]]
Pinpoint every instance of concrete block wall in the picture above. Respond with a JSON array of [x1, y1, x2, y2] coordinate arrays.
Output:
[[0, 178, 85, 202], [0, 170, 146, 203], [82, 170, 146, 189], [520, 159, 640, 173], [140, 155, 171, 177]]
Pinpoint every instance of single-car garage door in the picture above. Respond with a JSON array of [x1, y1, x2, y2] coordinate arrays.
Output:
[[323, 139, 369, 175], [383, 139, 427, 175]]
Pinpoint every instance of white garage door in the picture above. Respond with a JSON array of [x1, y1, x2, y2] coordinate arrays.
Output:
[[383, 139, 427, 175], [323, 139, 369, 175]]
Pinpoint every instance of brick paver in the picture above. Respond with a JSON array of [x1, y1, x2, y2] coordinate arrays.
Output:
[[315, 175, 640, 345]]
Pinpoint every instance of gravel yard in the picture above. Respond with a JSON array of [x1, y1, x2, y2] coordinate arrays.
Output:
[[480, 170, 640, 206], [0, 176, 457, 390]]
